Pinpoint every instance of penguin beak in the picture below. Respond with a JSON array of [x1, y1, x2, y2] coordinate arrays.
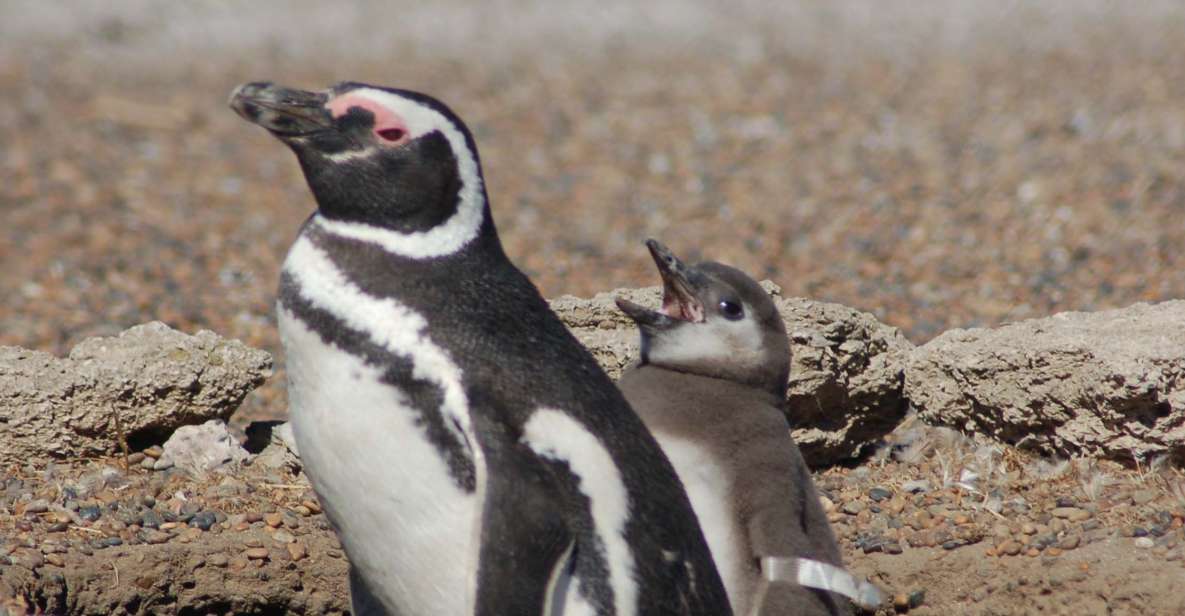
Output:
[[615, 297, 676, 329], [645, 239, 705, 323], [229, 82, 333, 137]]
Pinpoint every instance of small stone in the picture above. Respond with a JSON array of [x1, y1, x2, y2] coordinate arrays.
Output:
[[143, 530, 170, 545], [272, 530, 295, 545], [143, 445, 164, 459], [141, 510, 163, 529], [245, 538, 264, 548], [190, 511, 217, 531], [842, 501, 866, 515], [902, 480, 931, 494], [293, 505, 311, 517], [102, 537, 123, 547], [140, 457, 157, 470], [127, 452, 146, 464], [952, 513, 970, 525], [264, 512, 283, 528], [47, 522, 68, 533], [1021, 523, 1037, 535], [1059, 535, 1081, 550], [152, 458, 174, 471], [1135, 537, 1155, 549], [893, 593, 909, 610], [1046, 547, 1063, 557], [78, 502, 101, 521], [245, 547, 270, 560], [24, 499, 49, 514], [245, 512, 263, 523], [228, 557, 248, 571], [141, 495, 156, 508], [16, 551, 45, 568], [207, 553, 229, 567], [999, 541, 1022, 556], [1132, 490, 1157, 506], [301, 499, 321, 514], [45, 553, 65, 567], [1026, 547, 1041, 557], [286, 542, 307, 561], [327, 549, 343, 559], [869, 487, 892, 502], [908, 590, 925, 608], [1055, 496, 1077, 508]]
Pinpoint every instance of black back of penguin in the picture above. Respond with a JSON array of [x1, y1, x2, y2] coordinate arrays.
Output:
[[230, 82, 732, 615], [616, 240, 855, 616]]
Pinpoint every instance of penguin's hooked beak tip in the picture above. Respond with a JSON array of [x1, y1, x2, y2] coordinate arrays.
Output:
[[643, 239, 705, 323], [229, 81, 333, 137], [615, 297, 674, 330]]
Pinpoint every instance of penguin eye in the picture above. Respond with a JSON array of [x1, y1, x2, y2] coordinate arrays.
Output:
[[719, 300, 744, 320], [376, 128, 407, 142]]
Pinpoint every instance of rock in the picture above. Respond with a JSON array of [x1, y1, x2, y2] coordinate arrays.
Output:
[[1135, 537, 1155, 548], [868, 487, 892, 502], [190, 511, 217, 531], [286, 542, 307, 561], [551, 284, 912, 465], [252, 421, 302, 473], [0, 322, 271, 466], [902, 479, 931, 494], [156, 420, 250, 476], [905, 301, 1185, 460], [244, 547, 270, 560]]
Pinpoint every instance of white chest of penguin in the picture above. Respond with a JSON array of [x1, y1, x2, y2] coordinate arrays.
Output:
[[279, 304, 478, 615], [657, 436, 753, 616]]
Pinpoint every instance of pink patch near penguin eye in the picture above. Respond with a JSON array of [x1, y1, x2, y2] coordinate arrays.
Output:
[[326, 93, 410, 144]]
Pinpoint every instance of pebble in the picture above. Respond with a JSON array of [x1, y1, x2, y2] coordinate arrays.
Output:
[[207, 553, 229, 567], [272, 530, 295, 545], [141, 510, 163, 529], [245, 512, 263, 523], [1051, 507, 1091, 522], [143, 530, 170, 545], [101, 537, 123, 547], [24, 499, 49, 514], [143, 445, 163, 459], [140, 458, 157, 470], [47, 522, 68, 533], [190, 511, 217, 531], [264, 512, 283, 528], [998, 540, 1022, 556], [245, 547, 270, 560], [842, 501, 866, 515], [1131, 490, 1157, 505], [127, 452, 146, 465], [301, 499, 322, 514], [1021, 523, 1037, 535], [902, 480, 931, 494], [79, 502, 103, 521], [1135, 537, 1154, 549], [1059, 535, 1081, 550], [286, 542, 307, 561], [869, 487, 892, 502]]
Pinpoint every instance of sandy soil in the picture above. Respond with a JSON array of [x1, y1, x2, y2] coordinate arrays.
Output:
[[3, 2, 1185, 614]]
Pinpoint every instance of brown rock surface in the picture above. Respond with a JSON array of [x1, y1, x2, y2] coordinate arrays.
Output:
[[0, 322, 272, 466], [906, 301, 1185, 461]]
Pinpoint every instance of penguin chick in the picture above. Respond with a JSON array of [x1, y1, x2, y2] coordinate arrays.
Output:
[[616, 239, 882, 616]]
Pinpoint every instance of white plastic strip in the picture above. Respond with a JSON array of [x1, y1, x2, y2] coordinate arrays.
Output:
[[762, 556, 883, 609]]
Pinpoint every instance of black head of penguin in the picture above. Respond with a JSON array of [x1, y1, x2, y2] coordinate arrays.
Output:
[[228, 81, 484, 235], [616, 239, 791, 397]]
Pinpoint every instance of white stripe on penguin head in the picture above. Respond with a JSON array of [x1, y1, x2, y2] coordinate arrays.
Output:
[[315, 87, 486, 259]]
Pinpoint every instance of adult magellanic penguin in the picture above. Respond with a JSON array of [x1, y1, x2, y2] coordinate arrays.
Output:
[[616, 239, 883, 616], [228, 82, 732, 616]]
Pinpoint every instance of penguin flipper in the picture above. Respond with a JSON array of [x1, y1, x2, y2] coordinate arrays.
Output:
[[474, 442, 575, 616]]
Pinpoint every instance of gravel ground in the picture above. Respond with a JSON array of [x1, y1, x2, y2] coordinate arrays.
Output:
[[4, 2, 1185, 613]]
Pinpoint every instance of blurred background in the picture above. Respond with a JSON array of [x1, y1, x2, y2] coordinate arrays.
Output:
[[3, 1, 1184, 420]]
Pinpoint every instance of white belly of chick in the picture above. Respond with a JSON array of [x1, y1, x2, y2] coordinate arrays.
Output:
[[281, 308, 478, 615], [656, 435, 753, 616]]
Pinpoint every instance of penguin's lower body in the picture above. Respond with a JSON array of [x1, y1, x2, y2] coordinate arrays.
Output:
[[281, 309, 479, 615]]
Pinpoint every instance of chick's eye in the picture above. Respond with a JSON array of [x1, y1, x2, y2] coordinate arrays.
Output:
[[719, 300, 744, 320], [376, 128, 406, 142]]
